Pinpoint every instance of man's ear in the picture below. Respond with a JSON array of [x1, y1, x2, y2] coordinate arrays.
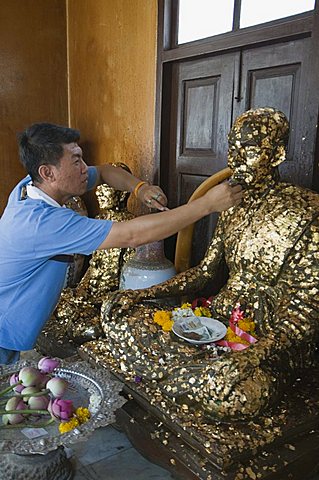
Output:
[[38, 164, 56, 183]]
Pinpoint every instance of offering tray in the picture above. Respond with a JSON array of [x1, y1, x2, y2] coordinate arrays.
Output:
[[0, 359, 126, 456]]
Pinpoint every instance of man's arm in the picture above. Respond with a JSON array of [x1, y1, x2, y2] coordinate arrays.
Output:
[[95, 164, 168, 211], [98, 182, 242, 249]]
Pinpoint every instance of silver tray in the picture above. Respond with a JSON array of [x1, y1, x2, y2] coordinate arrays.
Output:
[[0, 360, 126, 455]]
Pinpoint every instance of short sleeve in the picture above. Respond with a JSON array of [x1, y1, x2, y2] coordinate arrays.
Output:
[[33, 206, 112, 258], [87, 166, 98, 190]]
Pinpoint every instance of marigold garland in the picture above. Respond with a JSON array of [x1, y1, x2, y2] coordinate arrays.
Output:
[[179, 302, 212, 318], [153, 310, 174, 331], [193, 306, 212, 318], [75, 406, 91, 423], [59, 417, 80, 434], [224, 318, 256, 345], [180, 303, 191, 309]]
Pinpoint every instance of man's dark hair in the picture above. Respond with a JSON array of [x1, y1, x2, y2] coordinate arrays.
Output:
[[18, 123, 80, 183]]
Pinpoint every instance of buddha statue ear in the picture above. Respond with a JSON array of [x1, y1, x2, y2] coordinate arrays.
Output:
[[270, 144, 287, 167], [266, 109, 289, 167]]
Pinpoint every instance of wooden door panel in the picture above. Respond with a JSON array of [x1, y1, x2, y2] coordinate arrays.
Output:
[[177, 77, 220, 179], [182, 78, 218, 156], [172, 52, 238, 205], [249, 64, 299, 162], [250, 67, 296, 118]]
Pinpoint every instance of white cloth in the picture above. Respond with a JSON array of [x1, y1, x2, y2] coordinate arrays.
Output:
[[26, 183, 63, 208]]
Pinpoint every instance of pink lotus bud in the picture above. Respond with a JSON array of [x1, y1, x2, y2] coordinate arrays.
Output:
[[21, 386, 41, 401], [5, 396, 28, 424], [28, 395, 50, 410], [18, 367, 42, 387], [46, 377, 67, 398], [38, 357, 60, 374], [5, 396, 27, 411], [9, 373, 24, 393], [2, 413, 26, 425], [48, 399, 74, 421]]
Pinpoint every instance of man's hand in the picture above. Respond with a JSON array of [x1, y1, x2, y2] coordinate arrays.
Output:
[[96, 164, 168, 211], [204, 181, 243, 212], [137, 184, 168, 211]]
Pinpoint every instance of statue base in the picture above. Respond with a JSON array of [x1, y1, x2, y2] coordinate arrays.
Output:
[[79, 345, 319, 480], [114, 395, 319, 480], [0, 447, 73, 480]]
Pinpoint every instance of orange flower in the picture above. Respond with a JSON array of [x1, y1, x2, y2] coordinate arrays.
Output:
[[162, 319, 174, 331], [154, 311, 173, 330], [224, 327, 250, 345], [238, 319, 256, 335]]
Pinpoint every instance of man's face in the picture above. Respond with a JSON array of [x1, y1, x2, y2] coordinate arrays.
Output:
[[52, 143, 89, 200]]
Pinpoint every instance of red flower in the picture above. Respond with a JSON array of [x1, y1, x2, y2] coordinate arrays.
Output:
[[230, 303, 245, 324]]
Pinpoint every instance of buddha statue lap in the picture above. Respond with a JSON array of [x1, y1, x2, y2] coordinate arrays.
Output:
[[83, 107, 319, 421]]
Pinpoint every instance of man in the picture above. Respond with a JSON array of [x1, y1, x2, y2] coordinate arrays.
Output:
[[0, 122, 242, 364]]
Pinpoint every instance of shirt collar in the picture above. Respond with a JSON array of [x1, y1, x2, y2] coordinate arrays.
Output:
[[26, 182, 62, 208]]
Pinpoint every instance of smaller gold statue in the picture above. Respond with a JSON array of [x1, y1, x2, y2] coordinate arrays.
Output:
[[84, 107, 319, 421]]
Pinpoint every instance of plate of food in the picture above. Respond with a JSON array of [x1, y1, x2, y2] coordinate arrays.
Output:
[[172, 316, 227, 345]]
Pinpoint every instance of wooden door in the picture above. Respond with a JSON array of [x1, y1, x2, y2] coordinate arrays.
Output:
[[165, 37, 316, 265]]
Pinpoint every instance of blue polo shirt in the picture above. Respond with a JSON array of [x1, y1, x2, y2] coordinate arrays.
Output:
[[0, 167, 112, 350]]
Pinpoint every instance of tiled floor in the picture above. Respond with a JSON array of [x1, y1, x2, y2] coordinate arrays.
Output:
[[69, 426, 173, 479], [19, 350, 319, 480]]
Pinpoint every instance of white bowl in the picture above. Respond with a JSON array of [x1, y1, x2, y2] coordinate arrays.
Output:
[[172, 316, 227, 345]]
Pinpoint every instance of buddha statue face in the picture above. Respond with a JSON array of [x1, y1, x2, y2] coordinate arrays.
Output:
[[227, 107, 289, 188]]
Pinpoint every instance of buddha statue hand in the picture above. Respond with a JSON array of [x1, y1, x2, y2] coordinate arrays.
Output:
[[101, 289, 143, 323], [200, 350, 275, 419], [161, 348, 275, 419]]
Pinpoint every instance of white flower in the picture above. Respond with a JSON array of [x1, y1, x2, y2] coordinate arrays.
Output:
[[172, 308, 194, 320]]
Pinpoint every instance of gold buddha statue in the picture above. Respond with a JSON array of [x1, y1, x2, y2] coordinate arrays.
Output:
[[82, 107, 319, 422]]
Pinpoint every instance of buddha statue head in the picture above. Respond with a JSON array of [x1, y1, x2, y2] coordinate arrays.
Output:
[[228, 107, 289, 189]]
